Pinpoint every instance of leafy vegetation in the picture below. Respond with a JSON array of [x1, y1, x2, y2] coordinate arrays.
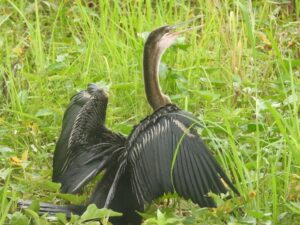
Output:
[[0, 0, 299, 224]]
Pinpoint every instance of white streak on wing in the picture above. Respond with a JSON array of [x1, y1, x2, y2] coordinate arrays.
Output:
[[71, 168, 98, 192], [147, 130, 150, 142], [150, 126, 154, 140], [142, 135, 146, 147], [157, 122, 160, 134], [162, 119, 167, 132], [165, 119, 168, 131], [173, 119, 195, 138]]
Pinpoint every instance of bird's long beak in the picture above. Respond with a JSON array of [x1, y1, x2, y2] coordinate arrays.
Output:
[[156, 16, 204, 58], [160, 16, 204, 49], [169, 15, 204, 36]]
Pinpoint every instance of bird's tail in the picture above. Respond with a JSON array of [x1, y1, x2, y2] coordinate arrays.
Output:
[[17, 200, 85, 218], [89, 166, 143, 225]]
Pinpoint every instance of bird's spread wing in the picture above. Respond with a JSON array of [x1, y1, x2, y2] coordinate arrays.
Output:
[[52, 85, 95, 181], [59, 132, 126, 194], [129, 105, 238, 207], [53, 84, 126, 193]]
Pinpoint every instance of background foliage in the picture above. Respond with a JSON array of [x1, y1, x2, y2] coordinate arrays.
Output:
[[0, 0, 299, 224]]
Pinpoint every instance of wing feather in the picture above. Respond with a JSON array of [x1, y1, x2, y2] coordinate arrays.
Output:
[[200, 151, 227, 194], [184, 144, 202, 201], [139, 144, 154, 200], [53, 89, 92, 181], [53, 84, 126, 193], [129, 108, 238, 207], [188, 150, 209, 206]]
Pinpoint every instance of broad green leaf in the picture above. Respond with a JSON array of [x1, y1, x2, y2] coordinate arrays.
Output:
[[80, 204, 122, 222], [10, 212, 29, 225], [57, 193, 86, 205], [28, 200, 40, 213]]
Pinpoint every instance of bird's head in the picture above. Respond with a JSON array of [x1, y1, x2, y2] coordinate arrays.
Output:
[[144, 16, 203, 54], [87, 83, 109, 102], [145, 26, 177, 53]]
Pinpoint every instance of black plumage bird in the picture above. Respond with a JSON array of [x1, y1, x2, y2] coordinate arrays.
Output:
[[20, 20, 239, 225]]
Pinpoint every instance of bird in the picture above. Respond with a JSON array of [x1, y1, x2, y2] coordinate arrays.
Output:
[[20, 19, 239, 225]]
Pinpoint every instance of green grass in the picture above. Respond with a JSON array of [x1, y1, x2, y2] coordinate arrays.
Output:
[[1, 0, 299, 224]]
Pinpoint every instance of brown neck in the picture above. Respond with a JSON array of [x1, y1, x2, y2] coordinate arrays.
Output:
[[143, 45, 171, 111]]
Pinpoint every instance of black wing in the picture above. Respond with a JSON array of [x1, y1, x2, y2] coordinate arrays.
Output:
[[52, 85, 96, 182], [129, 106, 239, 207], [53, 84, 126, 193]]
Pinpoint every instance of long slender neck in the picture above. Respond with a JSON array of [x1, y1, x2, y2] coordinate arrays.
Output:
[[143, 45, 171, 110]]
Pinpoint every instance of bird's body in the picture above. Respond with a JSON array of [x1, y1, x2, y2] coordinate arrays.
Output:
[[49, 86, 238, 224], [19, 20, 239, 225]]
